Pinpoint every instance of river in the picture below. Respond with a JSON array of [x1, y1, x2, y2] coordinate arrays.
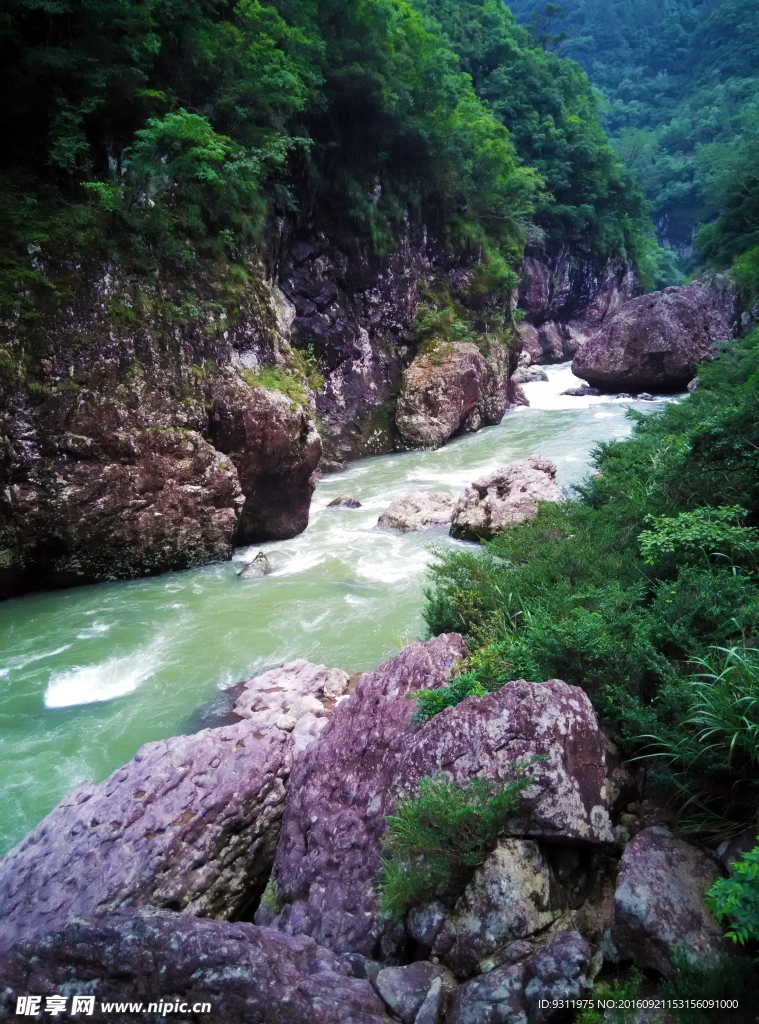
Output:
[[0, 363, 670, 854]]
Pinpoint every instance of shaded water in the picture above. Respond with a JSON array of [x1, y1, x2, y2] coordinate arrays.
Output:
[[0, 364, 670, 854]]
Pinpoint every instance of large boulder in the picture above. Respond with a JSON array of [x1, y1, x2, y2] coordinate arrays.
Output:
[[257, 636, 613, 962], [208, 378, 321, 542], [610, 826, 729, 977], [0, 660, 347, 950], [0, 909, 390, 1024], [395, 340, 513, 450], [439, 839, 562, 979], [450, 456, 564, 541], [377, 492, 454, 532], [374, 961, 454, 1023], [446, 930, 593, 1024], [572, 283, 735, 393]]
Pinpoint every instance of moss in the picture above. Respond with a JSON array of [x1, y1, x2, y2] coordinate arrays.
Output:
[[240, 366, 309, 409]]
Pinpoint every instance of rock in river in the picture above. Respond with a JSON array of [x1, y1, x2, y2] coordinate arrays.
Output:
[[0, 659, 348, 951], [572, 283, 735, 393], [238, 550, 272, 577], [450, 456, 564, 541], [377, 492, 454, 532]]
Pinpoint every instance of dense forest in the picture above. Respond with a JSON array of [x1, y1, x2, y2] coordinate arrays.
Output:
[[0, 0, 662, 362], [509, 0, 759, 271]]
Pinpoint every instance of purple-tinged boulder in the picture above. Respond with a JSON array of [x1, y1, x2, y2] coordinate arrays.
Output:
[[450, 456, 564, 541], [446, 930, 592, 1024], [0, 909, 390, 1024], [257, 636, 612, 961], [610, 826, 729, 977], [572, 283, 735, 393], [374, 961, 454, 1023]]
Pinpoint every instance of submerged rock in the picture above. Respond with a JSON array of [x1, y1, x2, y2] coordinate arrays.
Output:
[[450, 456, 564, 541], [572, 283, 735, 393], [327, 494, 362, 508], [561, 385, 600, 397], [610, 826, 728, 977], [257, 636, 613, 961], [377, 492, 454, 532], [0, 909, 390, 1024], [238, 550, 272, 577]]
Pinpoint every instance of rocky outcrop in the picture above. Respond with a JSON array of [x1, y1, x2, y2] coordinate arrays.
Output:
[[208, 375, 320, 542], [450, 456, 564, 541], [0, 286, 321, 599], [257, 636, 613, 962], [0, 659, 349, 950], [446, 930, 593, 1024], [515, 241, 637, 364], [395, 339, 518, 450], [377, 492, 454, 532], [572, 283, 736, 393], [610, 826, 728, 977], [0, 909, 390, 1024]]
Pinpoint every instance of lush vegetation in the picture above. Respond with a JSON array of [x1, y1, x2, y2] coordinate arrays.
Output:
[[377, 773, 530, 918], [423, 326, 759, 839], [508, 0, 759, 272], [0, 0, 663, 356]]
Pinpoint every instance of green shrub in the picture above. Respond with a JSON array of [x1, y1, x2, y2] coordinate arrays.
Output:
[[412, 672, 487, 722], [708, 844, 759, 948], [658, 948, 759, 1023], [376, 774, 531, 919], [638, 507, 759, 569]]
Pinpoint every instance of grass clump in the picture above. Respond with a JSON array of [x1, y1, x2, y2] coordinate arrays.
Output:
[[376, 773, 532, 919], [412, 672, 488, 722], [241, 366, 309, 408]]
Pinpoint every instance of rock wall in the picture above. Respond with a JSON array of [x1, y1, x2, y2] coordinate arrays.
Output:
[[515, 240, 637, 364]]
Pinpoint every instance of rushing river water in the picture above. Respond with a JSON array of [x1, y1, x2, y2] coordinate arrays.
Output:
[[0, 363, 670, 854]]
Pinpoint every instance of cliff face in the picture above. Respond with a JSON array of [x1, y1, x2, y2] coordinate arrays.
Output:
[[514, 240, 637, 364], [0, 228, 631, 599]]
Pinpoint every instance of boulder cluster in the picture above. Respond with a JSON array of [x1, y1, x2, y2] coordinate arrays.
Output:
[[0, 635, 736, 1022], [377, 455, 564, 541]]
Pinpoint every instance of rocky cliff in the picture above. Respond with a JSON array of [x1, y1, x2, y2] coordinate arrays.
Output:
[[1, 227, 634, 599]]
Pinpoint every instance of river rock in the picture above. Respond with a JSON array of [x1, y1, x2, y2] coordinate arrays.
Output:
[[561, 385, 600, 397], [441, 839, 562, 978], [610, 826, 728, 977], [374, 962, 453, 1023], [328, 494, 362, 508], [512, 364, 549, 384], [209, 379, 321, 542], [238, 550, 272, 577], [258, 641, 613, 960], [572, 283, 735, 393], [395, 340, 512, 450], [377, 492, 454, 532], [234, 659, 350, 724], [450, 456, 564, 541], [0, 909, 390, 1024], [446, 930, 592, 1024], [0, 713, 295, 950]]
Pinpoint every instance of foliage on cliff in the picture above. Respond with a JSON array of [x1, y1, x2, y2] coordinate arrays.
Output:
[[424, 326, 759, 836], [507, 0, 759, 264], [418, 0, 650, 262]]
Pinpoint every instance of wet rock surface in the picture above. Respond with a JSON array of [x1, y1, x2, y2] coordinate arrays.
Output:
[[572, 283, 736, 392], [377, 492, 455, 532], [238, 550, 272, 577], [450, 456, 564, 541], [327, 494, 362, 508], [610, 826, 728, 977], [0, 909, 391, 1024]]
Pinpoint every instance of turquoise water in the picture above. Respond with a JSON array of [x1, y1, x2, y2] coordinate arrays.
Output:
[[0, 364, 669, 854]]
